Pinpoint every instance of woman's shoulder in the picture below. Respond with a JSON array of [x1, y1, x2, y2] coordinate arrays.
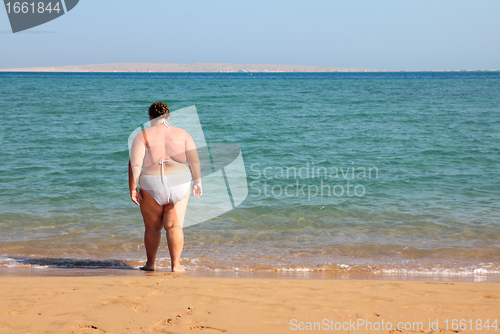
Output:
[[170, 125, 189, 136], [132, 129, 147, 143], [171, 126, 195, 143]]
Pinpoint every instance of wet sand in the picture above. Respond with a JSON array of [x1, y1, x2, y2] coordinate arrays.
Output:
[[0, 271, 499, 334]]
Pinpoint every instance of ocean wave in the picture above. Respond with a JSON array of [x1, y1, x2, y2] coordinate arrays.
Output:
[[1, 256, 499, 282], [0, 256, 133, 269]]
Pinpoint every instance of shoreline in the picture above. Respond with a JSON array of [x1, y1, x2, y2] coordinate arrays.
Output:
[[1, 267, 498, 283], [2, 254, 499, 282]]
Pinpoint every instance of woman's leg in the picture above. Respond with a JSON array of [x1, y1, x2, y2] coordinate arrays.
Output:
[[139, 189, 164, 271], [163, 188, 190, 272]]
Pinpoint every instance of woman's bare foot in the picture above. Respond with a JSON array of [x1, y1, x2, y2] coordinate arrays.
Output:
[[172, 265, 185, 273], [140, 264, 155, 271]]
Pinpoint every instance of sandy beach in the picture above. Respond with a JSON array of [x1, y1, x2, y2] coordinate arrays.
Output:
[[0, 272, 498, 334]]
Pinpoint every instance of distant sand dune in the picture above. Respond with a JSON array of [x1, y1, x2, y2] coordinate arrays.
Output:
[[1, 63, 497, 72], [0, 62, 387, 72]]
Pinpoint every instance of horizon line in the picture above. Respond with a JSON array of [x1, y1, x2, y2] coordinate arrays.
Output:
[[0, 62, 499, 73]]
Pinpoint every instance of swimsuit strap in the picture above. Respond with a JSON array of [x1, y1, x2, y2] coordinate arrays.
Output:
[[158, 122, 171, 182], [158, 159, 173, 183], [142, 130, 150, 149]]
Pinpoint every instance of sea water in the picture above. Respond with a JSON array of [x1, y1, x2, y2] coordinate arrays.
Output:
[[0, 72, 499, 280]]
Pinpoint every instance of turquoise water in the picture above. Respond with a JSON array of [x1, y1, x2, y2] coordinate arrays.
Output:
[[0, 72, 499, 278]]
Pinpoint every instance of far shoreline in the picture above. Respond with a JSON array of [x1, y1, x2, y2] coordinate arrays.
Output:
[[0, 62, 498, 73], [1, 70, 499, 74]]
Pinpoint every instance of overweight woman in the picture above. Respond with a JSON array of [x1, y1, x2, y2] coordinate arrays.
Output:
[[129, 102, 202, 272]]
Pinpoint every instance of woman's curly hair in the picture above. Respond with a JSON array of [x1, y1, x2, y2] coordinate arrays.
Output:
[[148, 102, 170, 119]]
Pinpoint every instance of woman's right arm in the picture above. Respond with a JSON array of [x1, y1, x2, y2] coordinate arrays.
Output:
[[129, 131, 146, 205]]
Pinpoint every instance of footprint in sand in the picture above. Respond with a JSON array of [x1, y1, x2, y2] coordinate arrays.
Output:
[[148, 318, 173, 333], [73, 324, 104, 332], [480, 295, 497, 299], [386, 329, 428, 333], [133, 303, 149, 313], [186, 325, 226, 332]]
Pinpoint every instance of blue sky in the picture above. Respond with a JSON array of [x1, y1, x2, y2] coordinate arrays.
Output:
[[1, 0, 499, 70]]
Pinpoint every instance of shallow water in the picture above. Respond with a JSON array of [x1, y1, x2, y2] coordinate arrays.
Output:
[[0, 72, 499, 280]]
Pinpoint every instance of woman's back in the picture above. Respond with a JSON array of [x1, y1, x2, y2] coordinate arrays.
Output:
[[141, 121, 191, 176]]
